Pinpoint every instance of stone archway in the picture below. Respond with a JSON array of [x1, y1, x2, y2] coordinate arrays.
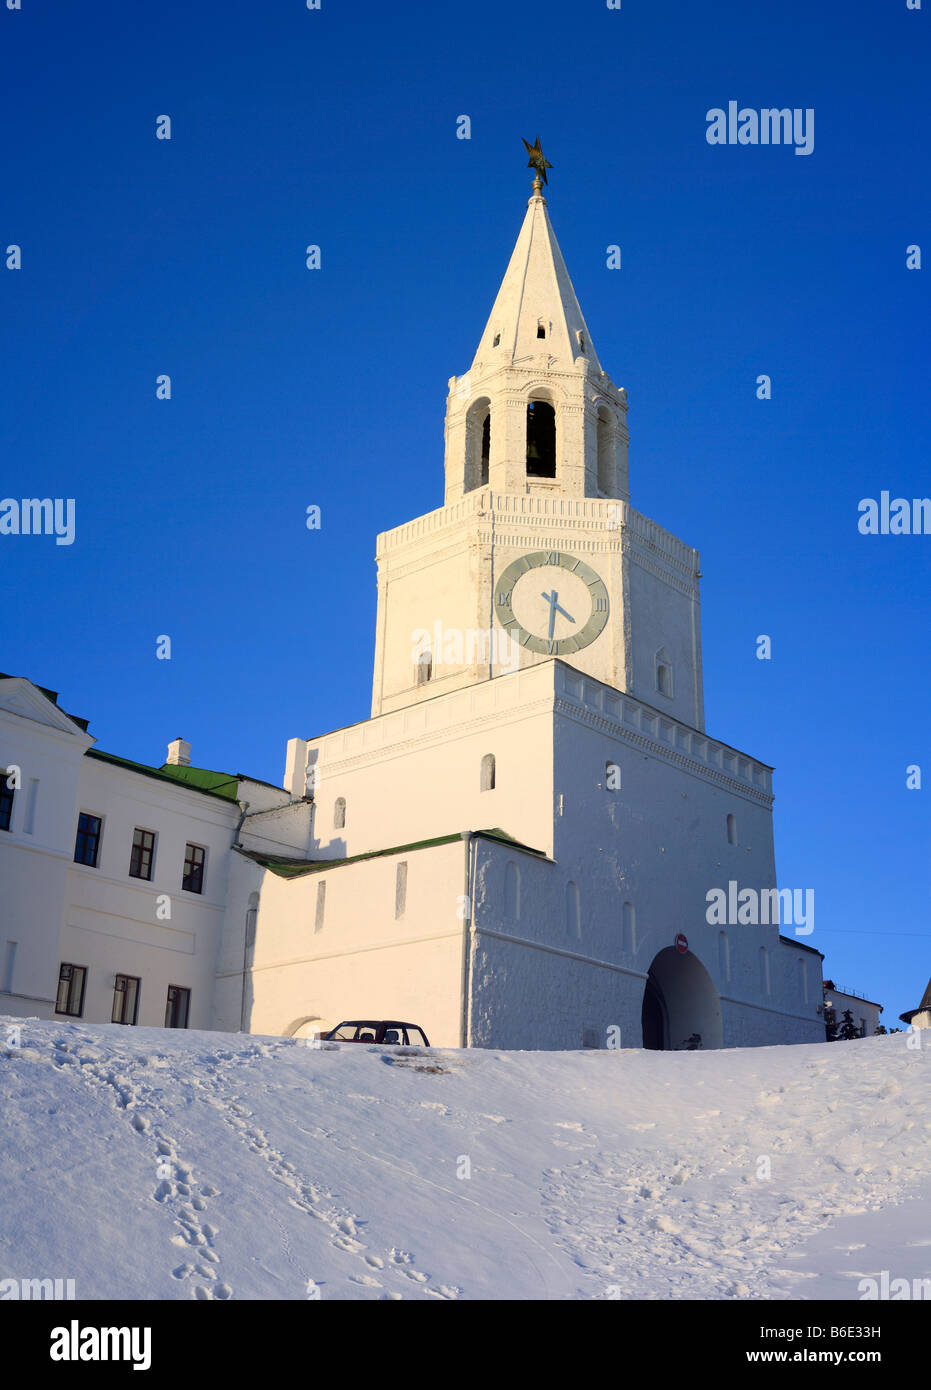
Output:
[[640, 947, 723, 1050], [284, 1015, 331, 1041]]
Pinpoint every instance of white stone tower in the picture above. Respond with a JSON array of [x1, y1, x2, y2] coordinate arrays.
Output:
[[371, 160, 705, 731]]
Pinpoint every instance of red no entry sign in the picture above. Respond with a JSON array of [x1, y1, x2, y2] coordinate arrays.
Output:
[[675, 933, 689, 954]]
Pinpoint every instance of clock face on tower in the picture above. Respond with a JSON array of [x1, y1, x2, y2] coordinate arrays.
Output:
[[494, 551, 610, 656]]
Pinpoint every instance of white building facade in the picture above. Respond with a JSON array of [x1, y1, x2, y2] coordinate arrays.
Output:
[[218, 175, 825, 1050], [0, 675, 301, 1031], [2, 174, 829, 1051], [823, 982, 884, 1038]]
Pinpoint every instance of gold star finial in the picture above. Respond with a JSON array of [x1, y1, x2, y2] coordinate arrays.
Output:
[[522, 136, 552, 189]]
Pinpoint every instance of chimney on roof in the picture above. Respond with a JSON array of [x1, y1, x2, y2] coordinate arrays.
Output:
[[166, 737, 191, 767]]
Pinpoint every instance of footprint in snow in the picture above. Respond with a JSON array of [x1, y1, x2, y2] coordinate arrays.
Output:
[[332, 1236, 366, 1254], [193, 1283, 232, 1301]]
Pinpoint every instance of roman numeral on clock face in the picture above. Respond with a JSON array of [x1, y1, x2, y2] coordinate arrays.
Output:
[[493, 551, 610, 654]]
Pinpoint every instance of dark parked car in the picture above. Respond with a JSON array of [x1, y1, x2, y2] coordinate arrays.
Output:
[[323, 1020, 430, 1046]]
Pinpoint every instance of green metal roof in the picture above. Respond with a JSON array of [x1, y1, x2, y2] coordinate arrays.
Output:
[[236, 827, 548, 879], [156, 762, 240, 800], [86, 749, 239, 802]]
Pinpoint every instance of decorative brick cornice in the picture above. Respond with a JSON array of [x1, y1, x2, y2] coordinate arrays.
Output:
[[310, 693, 557, 775], [552, 694, 773, 806]]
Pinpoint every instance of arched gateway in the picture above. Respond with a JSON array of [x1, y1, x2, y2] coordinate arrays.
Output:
[[284, 1015, 331, 1040], [641, 946, 723, 1050]]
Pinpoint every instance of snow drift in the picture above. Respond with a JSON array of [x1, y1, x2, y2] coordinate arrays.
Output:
[[1, 1020, 928, 1300]]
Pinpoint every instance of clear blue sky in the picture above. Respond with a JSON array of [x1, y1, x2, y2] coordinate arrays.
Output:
[[2, 0, 928, 1023]]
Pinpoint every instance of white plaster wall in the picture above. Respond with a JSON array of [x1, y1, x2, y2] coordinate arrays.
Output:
[[467, 840, 822, 1051], [62, 759, 238, 1029], [237, 777, 292, 815], [210, 848, 265, 1033], [551, 689, 821, 1045], [228, 840, 467, 1046], [299, 666, 558, 861], [376, 539, 482, 713], [0, 705, 90, 1016], [279, 660, 822, 1052], [239, 800, 314, 857], [624, 516, 704, 731], [371, 495, 701, 724], [468, 839, 645, 1050], [454, 665, 822, 1051], [825, 990, 883, 1037]]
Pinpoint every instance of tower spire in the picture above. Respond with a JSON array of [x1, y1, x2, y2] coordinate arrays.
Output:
[[469, 142, 601, 374], [441, 145, 629, 506]]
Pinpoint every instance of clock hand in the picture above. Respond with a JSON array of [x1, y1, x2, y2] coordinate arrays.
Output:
[[541, 590, 575, 639]]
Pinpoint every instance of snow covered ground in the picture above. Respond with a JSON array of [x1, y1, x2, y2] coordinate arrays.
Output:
[[1, 1019, 928, 1300]]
